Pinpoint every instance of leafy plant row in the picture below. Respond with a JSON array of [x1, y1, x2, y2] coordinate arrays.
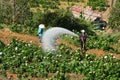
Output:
[[61, 33, 120, 54], [108, 0, 120, 30], [87, 0, 109, 11], [0, 39, 120, 79]]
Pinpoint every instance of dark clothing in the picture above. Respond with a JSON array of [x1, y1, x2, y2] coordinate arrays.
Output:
[[80, 41, 86, 50], [93, 17, 107, 30], [80, 33, 86, 42], [79, 33, 87, 51]]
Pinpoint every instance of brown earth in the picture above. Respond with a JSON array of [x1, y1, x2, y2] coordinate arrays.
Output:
[[102, 0, 111, 21], [6, 70, 84, 80], [87, 49, 120, 58], [0, 28, 40, 46], [102, 0, 116, 21], [0, 75, 8, 80], [118, 39, 120, 43]]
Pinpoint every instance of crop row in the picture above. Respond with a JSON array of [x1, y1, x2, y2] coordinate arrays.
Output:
[[0, 39, 120, 79]]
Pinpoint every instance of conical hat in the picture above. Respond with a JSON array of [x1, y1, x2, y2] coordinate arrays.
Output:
[[39, 24, 45, 28], [81, 30, 85, 33]]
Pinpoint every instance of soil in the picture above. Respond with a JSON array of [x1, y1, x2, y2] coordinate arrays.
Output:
[[118, 39, 120, 43], [87, 49, 120, 58], [102, 0, 116, 21], [0, 75, 8, 80], [0, 28, 40, 46]]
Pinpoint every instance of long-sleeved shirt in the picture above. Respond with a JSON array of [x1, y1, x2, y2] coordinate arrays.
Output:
[[38, 28, 43, 37], [79, 33, 87, 42]]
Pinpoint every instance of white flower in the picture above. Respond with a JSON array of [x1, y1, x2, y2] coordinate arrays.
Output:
[[15, 47, 18, 51], [110, 54, 113, 56], [104, 63, 107, 66], [25, 63, 28, 66], [104, 56, 107, 59], [70, 52, 72, 54], [0, 52, 2, 55], [80, 61, 83, 63], [71, 36, 73, 39], [59, 55, 62, 57], [89, 71, 92, 73], [90, 61, 93, 63], [28, 44, 31, 46], [85, 54, 88, 57], [23, 56, 26, 59], [30, 41, 32, 43], [13, 55, 15, 58], [17, 53, 21, 56], [65, 35, 68, 37], [25, 44, 27, 46], [113, 56, 116, 58]]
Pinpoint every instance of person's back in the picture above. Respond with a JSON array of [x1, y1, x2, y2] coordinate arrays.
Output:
[[38, 27, 43, 37], [38, 24, 45, 42], [79, 30, 86, 51], [80, 33, 86, 42]]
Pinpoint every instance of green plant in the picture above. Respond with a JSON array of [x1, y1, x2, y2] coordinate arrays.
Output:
[[108, 0, 120, 30], [87, 0, 108, 11], [0, 25, 3, 29], [0, 26, 120, 80]]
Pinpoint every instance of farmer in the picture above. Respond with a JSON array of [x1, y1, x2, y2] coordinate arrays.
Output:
[[79, 30, 87, 51], [38, 24, 45, 42]]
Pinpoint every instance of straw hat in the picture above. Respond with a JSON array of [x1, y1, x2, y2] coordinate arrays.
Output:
[[81, 30, 85, 33], [39, 24, 45, 28]]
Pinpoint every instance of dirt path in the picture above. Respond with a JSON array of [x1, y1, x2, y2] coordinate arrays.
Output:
[[6, 71, 84, 80], [0, 75, 8, 80], [87, 49, 120, 58], [0, 28, 40, 46], [102, 0, 114, 21]]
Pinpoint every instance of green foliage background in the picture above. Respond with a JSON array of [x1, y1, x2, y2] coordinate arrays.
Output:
[[0, 0, 110, 34], [108, 0, 120, 30], [0, 38, 120, 79]]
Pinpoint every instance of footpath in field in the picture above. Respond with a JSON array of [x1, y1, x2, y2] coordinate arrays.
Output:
[[0, 28, 40, 46]]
